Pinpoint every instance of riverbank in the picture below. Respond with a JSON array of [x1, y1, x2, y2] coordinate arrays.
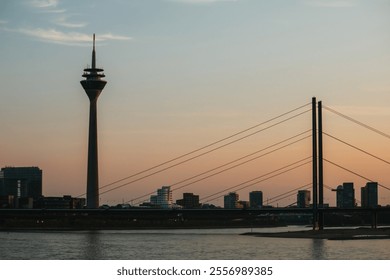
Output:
[[243, 227, 390, 240]]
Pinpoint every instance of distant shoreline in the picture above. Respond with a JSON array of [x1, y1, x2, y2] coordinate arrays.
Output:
[[0, 224, 286, 232], [242, 227, 390, 240], [2, 226, 390, 240]]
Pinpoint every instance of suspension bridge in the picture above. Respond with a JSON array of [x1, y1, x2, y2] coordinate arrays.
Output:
[[87, 97, 389, 205], [1, 97, 389, 230]]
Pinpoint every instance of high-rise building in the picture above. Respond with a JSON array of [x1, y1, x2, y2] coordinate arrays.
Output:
[[334, 182, 355, 208], [80, 34, 107, 209], [176, 193, 200, 209], [0, 167, 42, 200], [361, 182, 378, 208], [150, 186, 172, 208], [249, 191, 263, 208], [297, 190, 310, 208], [224, 192, 239, 209]]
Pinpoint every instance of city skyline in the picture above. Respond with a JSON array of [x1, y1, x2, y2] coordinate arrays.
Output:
[[0, 0, 389, 206]]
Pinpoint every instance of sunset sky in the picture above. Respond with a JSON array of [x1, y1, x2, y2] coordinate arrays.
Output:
[[1, 0, 389, 207]]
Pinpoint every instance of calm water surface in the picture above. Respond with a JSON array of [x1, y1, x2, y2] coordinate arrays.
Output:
[[1, 226, 389, 260]]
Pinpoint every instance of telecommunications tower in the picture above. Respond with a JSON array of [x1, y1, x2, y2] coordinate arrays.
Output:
[[80, 34, 107, 208]]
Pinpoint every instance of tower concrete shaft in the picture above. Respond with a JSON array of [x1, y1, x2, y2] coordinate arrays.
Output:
[[80, 34, 107, 209]]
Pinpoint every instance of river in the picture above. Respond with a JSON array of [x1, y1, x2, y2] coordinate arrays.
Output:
[[1, 226, 389, 259]]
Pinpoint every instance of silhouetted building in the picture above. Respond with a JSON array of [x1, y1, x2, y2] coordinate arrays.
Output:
[[35, 195, 86, 209], [18, 197, 34, 209], [80, 34, 107, 209], [237, 200, 249, 209], [224, 192, 239, 209], [176, 193, 200, 209], [201, 203, 220, 209], [249, 191, 263, 208], [361, 182, 378, 208], [0, 195, 15, 208], [297, 190, 310, 208], [334, 182, 355, 208], [150, 186, 172, 208], [0, 167, 42, 203]]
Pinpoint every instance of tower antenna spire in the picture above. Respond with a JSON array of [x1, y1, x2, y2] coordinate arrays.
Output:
[[92, 33, 96, 69]]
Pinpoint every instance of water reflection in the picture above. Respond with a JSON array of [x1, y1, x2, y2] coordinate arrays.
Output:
[[310, 239, 326, 259], [2, 228, 390, 260], [83, 231, 103, 259]]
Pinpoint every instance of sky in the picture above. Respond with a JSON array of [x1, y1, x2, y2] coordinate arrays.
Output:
[[0, 0, 389, 207]]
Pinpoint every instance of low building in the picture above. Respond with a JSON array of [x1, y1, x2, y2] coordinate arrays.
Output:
[[34, 196, 85, 209], [18, 197, 34, 209], [237, 200, 249, 209], [176, 193, 200, 209]]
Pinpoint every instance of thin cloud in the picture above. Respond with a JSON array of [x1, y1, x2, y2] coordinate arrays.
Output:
[[4, 1, 132, 46], [13, 27, 131, 46], [28, 0, 65, 13], [306, 0, 357, 8], [54, 15, 88, 28], [98, 33, 132, 41], [30, 0, 59, 8], [39, 8, 67, 13]]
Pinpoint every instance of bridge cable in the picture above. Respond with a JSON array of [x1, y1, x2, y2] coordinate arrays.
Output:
[[94, 109, 312, 198], [273, 184, 336, 207], [130, 133, 311, 205], [323, 132, 390, 165], [323, 158, 390, 191], [76, 102, 311, 198], [323, 105, 390, 140], [267, 183, 311, 205], [201, 157, 312, 204], [324, 184, 361, 205], [77, 103, 311, 197], [171, 134, 311, 190]]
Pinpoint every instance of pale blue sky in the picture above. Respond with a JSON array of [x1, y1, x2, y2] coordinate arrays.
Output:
[[1, 0, 389, 206]]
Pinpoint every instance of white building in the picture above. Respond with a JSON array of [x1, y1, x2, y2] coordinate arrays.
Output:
[[150, 186, 172, 208]]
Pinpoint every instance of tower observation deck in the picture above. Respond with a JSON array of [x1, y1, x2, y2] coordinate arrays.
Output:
[[80, 34, 107, 209]]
